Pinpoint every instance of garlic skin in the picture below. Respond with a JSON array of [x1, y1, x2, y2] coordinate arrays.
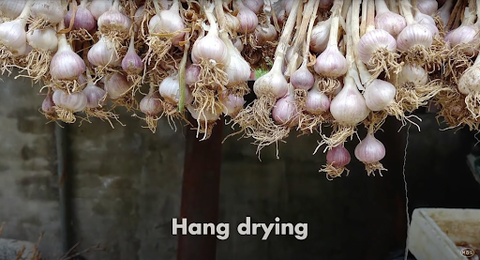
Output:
[[310, 19, 330, 53], [104, 72, 130, 100], [140, 90, 163, 116], [87, 36, 121, 67], [236, 0, 259, 33], [89, 0, 113, 20], [50, 36, 86, 80], [458, 64, 480, 95], [357, 29, 397, 64], [220, 93, 245, 116], [64, 4, 96, 31], [397, 65, 428, 86], [31, 0, 64, 25], [290, 65, 315, 90], [374, 12, 407, 38], [185, 64, 201, 86], [0, 20, 28, 55], [364, 79, 396, 111], [253, 66, 288, 99], [445, 26, 478, 55], [187, 104, 221, 122], [243, 0, 264, 13], [314, 45, 348, 78], [133, 5, 145, 27], [225, 13, 240, 32], [52, 89, 87, 112], [272, 93, 298, 126], [305, 87, 330, 114], [42, 93, 56, 115], [326, 145, 351, 167], [0, 0, 26, 20], [83, 83, 106, 108], [27, 28, 57, 51], [329, 75, 370, 125], [97, 8, 131, 32], [354, 133, 386, 164], [415, 12, 439, 35], [396, 24, 433, 51], [147, 3, 185, 46], [255, 23, 277, 44], [220, 33, 251, 85], [191, 33, 229, 64], [416, 0, 438, 15], [159, 75, 193, 105], [121, 43, 143, 74]]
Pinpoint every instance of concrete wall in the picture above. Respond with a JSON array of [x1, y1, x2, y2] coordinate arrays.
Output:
[[0, 74, 479, 260]]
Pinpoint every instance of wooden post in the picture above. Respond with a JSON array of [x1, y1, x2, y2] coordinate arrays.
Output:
[[177, 116, 223, 260]]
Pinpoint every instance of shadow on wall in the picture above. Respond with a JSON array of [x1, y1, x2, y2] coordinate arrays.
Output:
[[0, 74, 479, 260]]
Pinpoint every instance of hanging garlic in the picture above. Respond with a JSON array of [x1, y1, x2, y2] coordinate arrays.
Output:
[[396, 64, 428, 86], [291, 64, 315, 90], [364, 79, 396, 111], [305, 86, 330, 114], [97, 0, 131, 33], [103, 72, 131, 100], [31, 0, 65, 26], [255, 23, 277, 44], [0, 0, 27, 20], [416, 0, 438, 16], [354, 132, 387, 176], [87, 36, 121, 67], [185, 64, 201, 86], [0, 1, 31, 56], [220, 32, 251, 85], [374, 0, 407, 38], [235, 0, 258, 33], [310, 18, 331, 53], [26, 27, 57, 51], [64, 0, 96, 31], [121, 35, 143, 75], [83, 82, 106, 108], [159, 74, 193, 105], [396, 0, 434, 51], [89, 0, 113, 20], [329, 74, 370, 125], [148, 0, 185, 46], [50, 34, 85, 80], [52, 89, 87, 113], [357, 29, 397, 65], [220, 93, 245, 117], [272, 87, 298, 127], [140, 89, 163, 117], [243, 0, 264, 13], [42, 92, 56, 115]]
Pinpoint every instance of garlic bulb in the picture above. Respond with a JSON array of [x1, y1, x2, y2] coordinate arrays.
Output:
[[26, 27, 57, 51], [64, 1, 96, 31], [140, 89, 163, 116], [89, 0, 113, 20], [329, 75, 370, 125], [0, 19, 28, 55], [374, 0, 407, 38], [185, 64, 201, 86], [87, 36, 121, 67], [326, 145, 351, 167], [243, 0, 264, 13], [354, 133, 386, 165], [396, 24, 433, 51], [220, 33, 251, 85], [416, 0, 438, 15], [42, 92, 56, 114], [220, 93, 245, 116], [97, 1, 131, 32], [253, 60, 288, 99], [255, 23, 277, 44], [148, 0, 185, 46], [290, 64, 315, 90], [235, 0, 259, 33], [50, 35, 85, 80], [310, 18, 331, 53], [187, 104, 221, 122], [31, 0, 64, 25], [397, 65, 428, 86], [0, 0, 27, 20], [121, 38, 143, 74], [159, 74, 193, 105], [52, 89, 87, 112], [314, 45, 348, 78], [83, 82, 106, 108], [305, 86, 330, 114], [364, 79, 396, 111], [357, 29, 397, 64], [104, 72, 130, 99], [272, 91, 298, 126]]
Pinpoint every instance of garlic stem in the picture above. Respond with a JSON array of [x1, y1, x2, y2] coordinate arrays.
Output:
[[399, 0, 416, 25], [375, 0, 390, 14], [112, 0, 119, 11], [17, 0, 32, 24], [365, 0, 376, 33], [388, 0, 399, 13], [273, 0, 300, 69], [351, 0, 372, 86], [463, 6, 476, 26], [326, 0, 343, 48], [360, 0, 368, 35], [476, 0, 480, 23], [214, 0, 227, 31], [204, 3, 219, 37], [171, 0, 180, 13], [341, 0, 351, 20], [80, 0, 88, 7], [303, 0, 320, 64], [287, 0, 317, 76]]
